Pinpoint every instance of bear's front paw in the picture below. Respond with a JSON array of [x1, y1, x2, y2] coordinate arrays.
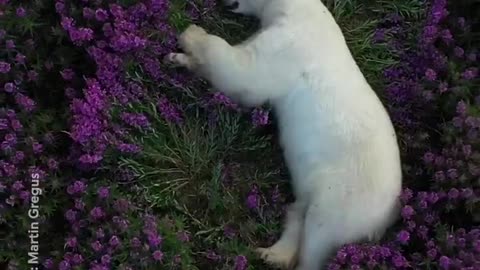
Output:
[[163, 53, 194, 69], [178, 24, 207, 53], [256, 246, 297, 269]]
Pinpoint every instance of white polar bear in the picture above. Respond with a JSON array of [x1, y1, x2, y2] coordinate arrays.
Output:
[[165, 0, 402, 269]]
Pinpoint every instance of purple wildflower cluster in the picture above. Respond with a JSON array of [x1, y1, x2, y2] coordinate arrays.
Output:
[[0, 0, 200, 268], [0, 108, 53, 209], [0, 4, 69, 266], [56, 0, 176, 166], [55, 0, 268, 168], [42, 181, 191, 269]]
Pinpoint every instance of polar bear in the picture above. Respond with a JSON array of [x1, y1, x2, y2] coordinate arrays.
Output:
[[165, 0, 402, 269]]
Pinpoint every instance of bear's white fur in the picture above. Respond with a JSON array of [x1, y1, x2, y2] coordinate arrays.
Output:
[[166, 0, 402, 269]]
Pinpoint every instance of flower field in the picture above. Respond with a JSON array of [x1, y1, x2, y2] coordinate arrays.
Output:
[[0, 0, 478, 269]]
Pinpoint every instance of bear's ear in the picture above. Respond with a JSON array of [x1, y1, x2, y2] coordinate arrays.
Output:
[[224, 0, 240, 11], [223, 0, 268, 17]]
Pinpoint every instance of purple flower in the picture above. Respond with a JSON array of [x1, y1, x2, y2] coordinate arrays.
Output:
[[11, 181, 24, 192], [462, 144, 472, 157], [209, 92, 239, 109], [423, 152, 435, 164], [246, 187, 260, 210], [147, 233, 162, 247], [427, 248, 437, 259], [4, 133, 17, 144], [392, 255, 408, 267], [72, 254, 83, 265], [439, 256, 451, 269], [101, 254, 111, 265], [6, 40, 15, 49], [2, 162, 17, 176], [150, 0, 170, 13], [224, 225, 236, 239], [90, 207, 105, 220], [435, 167, 446, 181], [397, 230, 410, 244], [428, 5, 446, 23], [67, 180, 87, 195], [130, 237, 142, 248], [400, 188, 413, 203], [91, 241, 103, 252], [74, 199, 85, 210], [16, 7, 26, 17], [177, 231, 190, 242], [67, 26, 94, 46], [206, 250, 221, 261], [14, 53, 26, 64], [32, 142, 43, 154], [27, 70, 38, 81], [448, 188, 459, 199], [83, 8, 94, 19], [252, 108, 269, 127], [48, 158, 59, 170], [152, 250, 164, 261], [117, 143, 141, 153], [453, 46, 464, 58], [0, 61, 11, 73], [427, 192, 439, 204], [13, 151, 25, 163], [120, 112, 150, 129], [462, 67, 478, 80], [113, 216, 129, 231], [425, 68, 437, 81], [43, 258, 54, 269], [401, 205, 415, 219], [422, 25, 438, 43], [373, 28, 386, 43], [157, 96, 182, 123], [96, 228, 105, 239], [79, 154, 103, 164], [173, 254, 182, 265], [65, 209, 77, 222], [109, 235, 120, 247], [4, 82, 15, 93], [110, 33, 147, 53], [15, 93, 36, 112], [234, 255, 248, 270], [0, 119, 8, 130], [11, 119, 22, 131], [58, 260, 70, 270], [109, 4, 125, 19], [19, 190, 30, 201], [97, 186, 109, 199], [66, 237, 77, 248], [461, 188, 473, 199], [113, 199, 130, 213], [467, 52, 477, 62], [446, 168, 458, 180], [55, 1, 66, 14], [95, 9, 108, 21], [440, 29, 453, 44], [456, 101, 467, 116], [60, 69, 75, 80]]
